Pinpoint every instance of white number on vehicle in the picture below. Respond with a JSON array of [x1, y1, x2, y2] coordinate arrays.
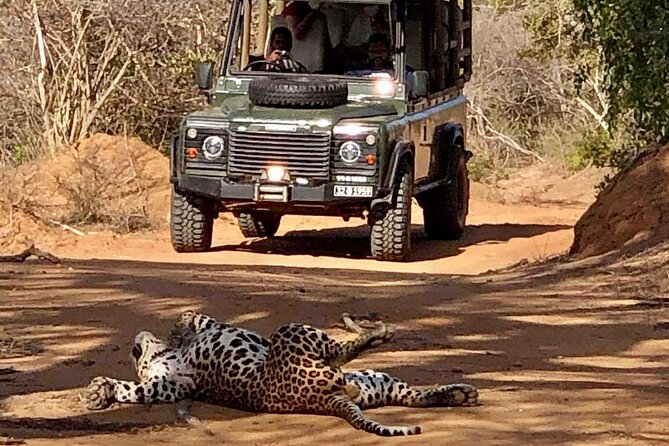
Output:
[[334, 185, 373, 197]]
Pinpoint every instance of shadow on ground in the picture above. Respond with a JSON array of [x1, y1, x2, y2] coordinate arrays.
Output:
[[211, 223, 572, 261]]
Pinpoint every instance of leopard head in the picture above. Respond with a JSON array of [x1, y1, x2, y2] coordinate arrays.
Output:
[[131, 331, 170, 380]]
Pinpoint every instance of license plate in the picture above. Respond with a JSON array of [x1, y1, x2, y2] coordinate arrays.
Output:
[[334, 185, 373, 197]]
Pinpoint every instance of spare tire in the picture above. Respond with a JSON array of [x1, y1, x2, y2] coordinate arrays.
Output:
[[248, 76, 348, 108]]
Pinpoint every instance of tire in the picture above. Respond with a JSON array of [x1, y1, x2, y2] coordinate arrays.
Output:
[[423, 147, 469, 240], [238, 212, 281, 238], [370, 160, 413, 261], [170, 188, 214, 253], [248, 76, 348, 108]]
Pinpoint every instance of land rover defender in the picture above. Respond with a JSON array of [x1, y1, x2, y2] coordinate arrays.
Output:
[[169, 0, 473, 261]]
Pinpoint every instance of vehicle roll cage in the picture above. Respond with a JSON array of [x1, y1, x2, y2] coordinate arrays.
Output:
[[222, 0, 472, 89]]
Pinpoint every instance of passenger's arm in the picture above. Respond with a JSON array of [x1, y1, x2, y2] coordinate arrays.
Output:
[[286, 8, 320, 40]]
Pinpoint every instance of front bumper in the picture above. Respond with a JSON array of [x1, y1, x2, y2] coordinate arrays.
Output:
[[176, 175, 379, 206]]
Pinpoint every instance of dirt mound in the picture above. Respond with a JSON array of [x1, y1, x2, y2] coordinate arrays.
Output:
[[0, 134, 171, 242], [570, 145, 669, 258]]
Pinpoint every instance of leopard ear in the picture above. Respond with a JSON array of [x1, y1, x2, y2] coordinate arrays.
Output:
[[131, 344, 143, 361]]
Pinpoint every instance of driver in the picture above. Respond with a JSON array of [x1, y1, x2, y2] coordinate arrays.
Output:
[[249, 27, 305, 72]]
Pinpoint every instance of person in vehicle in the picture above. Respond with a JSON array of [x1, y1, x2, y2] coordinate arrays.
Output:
[[344, 5, 389, 48], [347, 33, 395, 74], [282, 0, 322, 40], [281, 0, 330, 73], [347, 33, 415, 94], [248, 27, 305, 72]]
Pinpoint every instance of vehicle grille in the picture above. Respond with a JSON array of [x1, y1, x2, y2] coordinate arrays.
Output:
[[228, 130, 331, 179]]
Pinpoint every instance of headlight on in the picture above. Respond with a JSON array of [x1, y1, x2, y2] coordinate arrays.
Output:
[[339, 141, 362, 164], [202, 136, 225, 160]]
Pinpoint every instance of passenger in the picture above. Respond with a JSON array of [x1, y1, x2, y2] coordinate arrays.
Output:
[[347, 33, 395, 74], [282, 0, 321, 40], [346, 34, 414, 94], [341, 5, 390, 71], [281, 1, 330, 73], [320, 3, 347, 49], [344, 5, 380, 48]]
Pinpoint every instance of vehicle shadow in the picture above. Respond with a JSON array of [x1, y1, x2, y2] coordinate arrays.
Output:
[[210, 223, 572, 261]]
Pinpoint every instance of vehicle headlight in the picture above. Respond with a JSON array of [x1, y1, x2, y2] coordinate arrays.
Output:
[[202, 136, 225, 160], [339, 141, 362, 164]]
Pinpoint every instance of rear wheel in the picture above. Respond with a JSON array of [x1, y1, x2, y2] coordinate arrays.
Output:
[[170, 188, 215, 252], [238, 212, 281, 238], [423, 147, 469, 240], [370, 160, 413, 261]]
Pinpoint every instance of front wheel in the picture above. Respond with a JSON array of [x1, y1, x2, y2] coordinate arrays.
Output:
[[423, 149, 469, 240], [170, 188, 215, 252], [370, 160, 413, 261]]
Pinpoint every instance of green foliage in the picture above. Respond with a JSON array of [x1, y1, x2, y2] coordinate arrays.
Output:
[[468, 150, 509, 184], [11, 146, 28, 165], [573, 0, 669, 143], [166, 47, 219, 79], [572, 129, 619, 170], [522, 0, 581, 62]]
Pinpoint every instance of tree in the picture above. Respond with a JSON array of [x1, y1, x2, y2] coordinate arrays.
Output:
[[574, 0, 669, 144]]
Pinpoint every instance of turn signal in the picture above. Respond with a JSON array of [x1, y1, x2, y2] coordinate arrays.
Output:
[[186, 148, 198, 159], [366, 154, 377, 165]]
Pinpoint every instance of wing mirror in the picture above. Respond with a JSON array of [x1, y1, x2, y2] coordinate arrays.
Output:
[[197, 62, 214, 92], [409, 70, 429, 98]]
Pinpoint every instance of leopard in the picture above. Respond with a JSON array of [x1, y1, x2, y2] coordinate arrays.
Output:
[[84, 310, 478, 436]]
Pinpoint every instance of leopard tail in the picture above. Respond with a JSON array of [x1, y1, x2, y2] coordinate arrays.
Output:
[[327, 395, 421, 436]]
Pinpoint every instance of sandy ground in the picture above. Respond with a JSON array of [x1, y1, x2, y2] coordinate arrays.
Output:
[[1, 196, 668, 445], [32, 196, 583, 275]]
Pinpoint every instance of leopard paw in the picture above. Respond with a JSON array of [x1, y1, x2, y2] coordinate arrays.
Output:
[[434, 383, 479, 407], [84, 377, 116, 410], [369, 322, 395, 346]]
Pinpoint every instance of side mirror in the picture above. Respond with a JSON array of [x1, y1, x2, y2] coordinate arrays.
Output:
[[409, 70, 429, 98], [197, 62, 214, 92]]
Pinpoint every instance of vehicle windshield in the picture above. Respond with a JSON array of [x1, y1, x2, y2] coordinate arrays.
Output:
[[227, 0, 398, 80]]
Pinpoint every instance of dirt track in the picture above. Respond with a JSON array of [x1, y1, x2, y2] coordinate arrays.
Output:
[[35, 197, 582, 274], [1, 198, 668, 445]]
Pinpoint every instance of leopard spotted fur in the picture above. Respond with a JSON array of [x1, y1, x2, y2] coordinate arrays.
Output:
[[84, 311, 478, 436]]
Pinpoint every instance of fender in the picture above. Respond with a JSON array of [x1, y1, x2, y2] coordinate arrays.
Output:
[[381, 140, 415, 190], [370, 140, 414, 220], [169, 134, 179, 184]]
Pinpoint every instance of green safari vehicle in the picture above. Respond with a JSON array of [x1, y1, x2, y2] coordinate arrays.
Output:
[[169, 0, 473, 261]]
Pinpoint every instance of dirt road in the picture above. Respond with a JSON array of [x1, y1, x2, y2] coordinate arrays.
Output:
[[1, 198, 668, 445], [37, 198, 582, 275]]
